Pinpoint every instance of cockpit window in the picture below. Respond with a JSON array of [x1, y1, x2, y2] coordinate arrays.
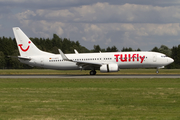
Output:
[[161, 55, 167, 57]]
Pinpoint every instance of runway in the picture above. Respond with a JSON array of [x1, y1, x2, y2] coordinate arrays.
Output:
[[0, 74, 180, 78]]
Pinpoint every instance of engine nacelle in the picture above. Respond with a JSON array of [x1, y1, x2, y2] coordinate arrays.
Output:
[[100, 64, 119, 72]]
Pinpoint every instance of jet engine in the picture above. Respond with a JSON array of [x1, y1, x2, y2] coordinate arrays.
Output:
[[100, 64, 119, 72]]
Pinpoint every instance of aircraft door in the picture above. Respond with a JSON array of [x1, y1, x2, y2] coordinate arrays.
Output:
[[153, 54, 157, 62], [40, 58, 44, 66]]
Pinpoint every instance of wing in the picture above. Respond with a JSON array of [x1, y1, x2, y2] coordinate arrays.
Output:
[[58, 49, 102, 69]]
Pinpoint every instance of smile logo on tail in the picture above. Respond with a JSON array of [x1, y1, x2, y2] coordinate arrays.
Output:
[[18, 41, 31, 52]]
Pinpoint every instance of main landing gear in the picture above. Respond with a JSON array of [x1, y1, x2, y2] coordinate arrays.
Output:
[[90, 70, 96, 75]]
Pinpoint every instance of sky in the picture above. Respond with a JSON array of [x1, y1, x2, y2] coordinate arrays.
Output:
[[1, 0, 180, 51]]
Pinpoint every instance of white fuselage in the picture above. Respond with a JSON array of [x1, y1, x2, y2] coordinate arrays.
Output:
[[19, 51, 174, 70]]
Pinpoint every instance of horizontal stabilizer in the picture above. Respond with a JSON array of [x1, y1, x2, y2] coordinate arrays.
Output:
[[8, 56, 31, 60], [18, 56, 31, 60]]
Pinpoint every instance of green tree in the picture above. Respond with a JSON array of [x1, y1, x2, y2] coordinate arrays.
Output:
[[121, 47, 133, 52], [52, 34, 62, 49], [110, 46, 119, 52], [137, 48, 141, 51], [151, 46, 159, 52], [106, 46, 119, 52], [0, 51, 5, 69], [93, 45, 101, 52], [168, 46, 178, 68], [159, 45, 171, 57], [106, 47, 111, 52]]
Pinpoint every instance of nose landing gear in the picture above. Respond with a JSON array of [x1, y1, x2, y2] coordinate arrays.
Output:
[[156, 70, 159, 74], [156, 66, 164, 74], [156, 67, 159, 74]]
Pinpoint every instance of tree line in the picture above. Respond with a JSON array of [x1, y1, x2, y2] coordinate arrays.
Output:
[[0, 34, 179, 69]]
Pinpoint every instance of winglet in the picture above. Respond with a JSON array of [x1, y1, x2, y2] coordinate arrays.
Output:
[[58, 49, 71, 61], [74, 49, 79, 54]]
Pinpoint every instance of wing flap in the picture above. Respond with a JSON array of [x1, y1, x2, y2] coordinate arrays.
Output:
[[75, 61, 102, 66]]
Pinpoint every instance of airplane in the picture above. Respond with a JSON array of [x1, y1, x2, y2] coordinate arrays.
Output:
[[12, 27, 174, 75]]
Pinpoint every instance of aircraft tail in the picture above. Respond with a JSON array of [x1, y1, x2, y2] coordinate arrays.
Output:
[[13, 27, 52, 57]]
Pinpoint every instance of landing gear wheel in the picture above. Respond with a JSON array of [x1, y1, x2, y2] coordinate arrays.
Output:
[[90, 70, 96, 75], [94, 71, 96, 75], [156, 68, 159, 74]]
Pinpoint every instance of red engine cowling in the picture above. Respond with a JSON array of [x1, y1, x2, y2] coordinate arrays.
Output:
[[100, 64, 119, 72]]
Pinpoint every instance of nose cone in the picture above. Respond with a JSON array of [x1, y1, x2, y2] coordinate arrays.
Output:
[[168, 57, 174, 64]]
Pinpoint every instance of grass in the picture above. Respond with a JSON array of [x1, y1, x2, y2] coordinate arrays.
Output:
[[0, 69, 180, 75], [0, 78, 180, 120]]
